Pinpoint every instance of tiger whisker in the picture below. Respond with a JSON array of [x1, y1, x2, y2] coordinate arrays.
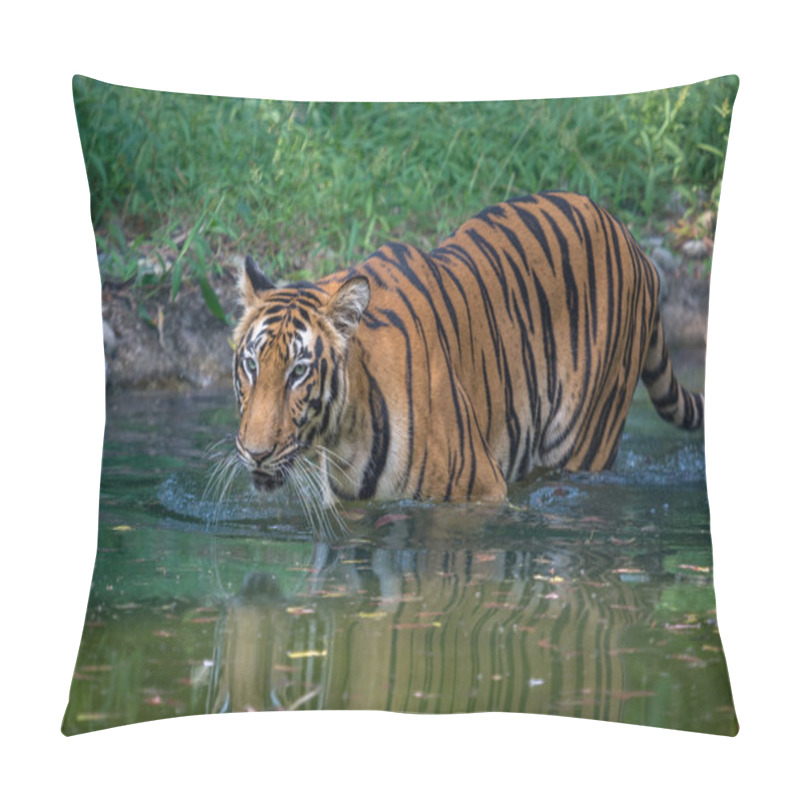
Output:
[[311, 444, 350, 486], [202, 436, 245, 525], [288, 454, 346, 541], [294, 457, 337, 539]]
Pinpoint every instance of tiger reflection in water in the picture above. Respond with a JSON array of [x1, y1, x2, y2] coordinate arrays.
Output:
[[210, 517, 653, 719]]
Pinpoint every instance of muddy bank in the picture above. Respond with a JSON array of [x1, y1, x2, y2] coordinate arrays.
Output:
[[101, 253, 710, 392], [102, 265, 242, 391]]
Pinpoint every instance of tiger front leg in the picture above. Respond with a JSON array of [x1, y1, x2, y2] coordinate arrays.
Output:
[[423, 383, 507, 503], [463, 438, 508, 503]]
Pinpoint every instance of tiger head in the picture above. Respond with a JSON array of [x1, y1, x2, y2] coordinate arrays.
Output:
[[232, 256, 370, 492]]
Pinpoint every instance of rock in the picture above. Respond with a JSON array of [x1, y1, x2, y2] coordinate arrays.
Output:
[[102, 273, 240, 391], [659, 272, 710, 347], [666, 190, 687, 217], [136, 255, 170, 278], [102, 318, 117, 357], [651, 246, 681, 274], [681, 239, 710, 259]]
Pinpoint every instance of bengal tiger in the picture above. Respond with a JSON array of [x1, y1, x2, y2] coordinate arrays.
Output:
[[231, 191, 703, 505]]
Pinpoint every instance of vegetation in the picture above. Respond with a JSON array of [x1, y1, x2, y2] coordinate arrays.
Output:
[[73, 75, 737, 309]]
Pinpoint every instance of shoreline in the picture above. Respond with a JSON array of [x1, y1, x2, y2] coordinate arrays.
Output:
[[101, 252, 710, 392]]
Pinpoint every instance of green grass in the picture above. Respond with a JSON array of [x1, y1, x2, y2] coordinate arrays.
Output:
[[73, 75, 737, 302]]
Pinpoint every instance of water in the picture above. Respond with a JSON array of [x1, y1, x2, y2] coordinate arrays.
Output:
[[62, 357, 737, 735]]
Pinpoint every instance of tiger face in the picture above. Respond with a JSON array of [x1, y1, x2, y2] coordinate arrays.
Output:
[[233, 256, 370, 493]]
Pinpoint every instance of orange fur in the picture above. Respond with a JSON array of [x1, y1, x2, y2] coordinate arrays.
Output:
[[232, 192, 702, 502]]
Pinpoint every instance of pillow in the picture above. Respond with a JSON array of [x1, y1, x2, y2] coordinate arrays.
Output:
[[63, 75, 738, 736]]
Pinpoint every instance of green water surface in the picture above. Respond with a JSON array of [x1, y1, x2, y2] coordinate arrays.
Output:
[[62, 360, 737, 735]]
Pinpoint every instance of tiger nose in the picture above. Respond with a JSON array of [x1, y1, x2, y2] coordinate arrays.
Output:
[[236, 437, 276, 466]]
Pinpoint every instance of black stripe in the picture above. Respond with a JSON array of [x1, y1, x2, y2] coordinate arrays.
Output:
[[421, 251, 465, 353], [414, 449, 428, 501], [508, 202, 557, 276], [379, 306, 416, 491], [322, 347, 342, 435], [653, 378, 680, 410], [531, 270, 557, 404], [499, 341, 521, 476], [544, 291, 594, 459], [375, 245, 469, 489], [573, 206, 598, 343], [432, 256, 478, 367], [358, 362, 391, 500], [641, 351, 669, 385], [579, 386, 618, 470], [437, 243, 504, 368], [497, 226, 535, 332], [466, 229, 510, 314], [510, 289, 540, 476], [541, 192, 585, 243], [541, 208, 580, 369], [481, 351, 493, 443]]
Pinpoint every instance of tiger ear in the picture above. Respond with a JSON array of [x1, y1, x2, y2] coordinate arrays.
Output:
[[326, 276, 370, 339], [240, 255, 274, 307]]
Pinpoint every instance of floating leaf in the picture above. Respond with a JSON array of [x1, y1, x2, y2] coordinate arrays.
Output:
[[144, 695, 164, 706], [533, 574, 565, 584], [393, 622, 442, 630], [287, 686, 322, 710], [412, 690, 441, 700], [374, 513, 411, 530], [286, 606, 315, 616], [612, 690, 656, 700], [76, 712, 114, 722], [287, 649, 328, 659], [667, 653, 707, 667]]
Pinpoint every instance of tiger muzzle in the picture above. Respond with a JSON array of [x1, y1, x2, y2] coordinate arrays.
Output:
[[236, 437, 299, 492]]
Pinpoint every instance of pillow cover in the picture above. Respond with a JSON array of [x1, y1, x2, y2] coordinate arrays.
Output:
[[63, 75, 738, 735]]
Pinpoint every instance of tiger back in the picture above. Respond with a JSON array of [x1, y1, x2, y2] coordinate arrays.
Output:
[[233, 191, 703, 503]]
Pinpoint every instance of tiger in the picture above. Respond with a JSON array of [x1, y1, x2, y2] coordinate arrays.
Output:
[[231, 191, 703, 505]]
